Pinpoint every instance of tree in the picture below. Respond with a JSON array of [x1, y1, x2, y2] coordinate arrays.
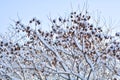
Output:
[[0, 11, 120, 80]]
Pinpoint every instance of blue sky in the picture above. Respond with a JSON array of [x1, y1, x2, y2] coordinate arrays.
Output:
[[0, 0, 120, 33]]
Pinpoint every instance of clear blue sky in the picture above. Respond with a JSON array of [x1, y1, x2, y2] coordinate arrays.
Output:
[[0, 0, 120, 33]]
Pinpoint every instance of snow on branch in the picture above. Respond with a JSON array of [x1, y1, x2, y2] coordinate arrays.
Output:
[[0, 11, 120, 80]]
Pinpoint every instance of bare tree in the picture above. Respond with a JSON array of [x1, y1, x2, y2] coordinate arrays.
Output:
[[0, 11, 120, 80]]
